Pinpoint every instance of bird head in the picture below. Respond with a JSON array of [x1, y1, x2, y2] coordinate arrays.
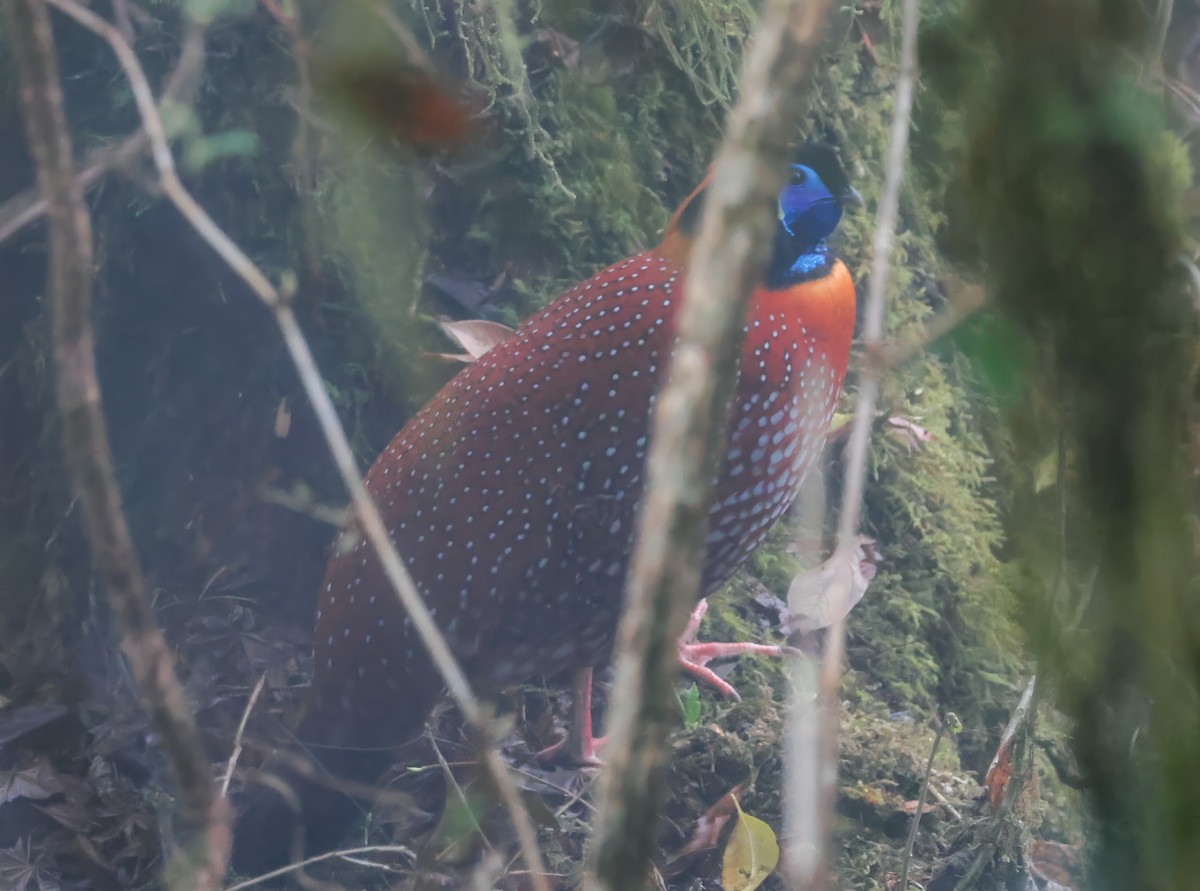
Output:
[[660, 141, 861, 272], [777, 142, 863, 244]]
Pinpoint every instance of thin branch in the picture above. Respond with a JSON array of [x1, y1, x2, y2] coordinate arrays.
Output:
[[798, 0, 921, 884], [221, 673, 268, 798], [875, 274, 987, 371], [428, 730, 494, 856], [0, 1, 229, 888], [41, 0, 550, 886], [1149, 0, 1173, 72], [225, 845, 417, 891], [0, 19, 205, 245], [951, 677, 1040, 891], [585, 1, 837, 889], [900, 714, 958, 891]]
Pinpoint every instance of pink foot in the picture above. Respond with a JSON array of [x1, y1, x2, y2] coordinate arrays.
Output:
[[677, 599, 789, 701], [534, 667, 606, 766]]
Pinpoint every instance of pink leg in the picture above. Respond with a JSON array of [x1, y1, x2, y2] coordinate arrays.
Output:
[[677, 599, 789, 701], [534, 666, 605, 766]]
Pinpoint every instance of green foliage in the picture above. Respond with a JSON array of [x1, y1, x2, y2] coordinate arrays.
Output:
[[923, 2, 1200, 888], [677, 683, 703, 728]]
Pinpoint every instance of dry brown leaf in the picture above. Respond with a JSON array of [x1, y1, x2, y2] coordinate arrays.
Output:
[[0, 760, 66, 805], [273, 397, 292, 438], [435, 318, 515, 361], [662, 780, 749, 878], [785, 536, 880, 637], [1028, 839, 1081, 889]]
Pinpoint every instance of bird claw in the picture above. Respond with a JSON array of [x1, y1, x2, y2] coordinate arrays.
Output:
[[533, 733, 606, 767], [677, 599, 789, 701], [532, 666, 606, 767]]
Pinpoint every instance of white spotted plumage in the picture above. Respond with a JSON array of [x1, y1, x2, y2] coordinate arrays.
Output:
[[308, 250, 854, 749]]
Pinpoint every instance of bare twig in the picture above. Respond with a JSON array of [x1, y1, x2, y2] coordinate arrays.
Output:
[[0, 1, 230, 888], [41, 0, 550, 886], [225, 845, 416, 890], [221, 673, 268, 798], [900, 713, 959, 890], [0, 19, 206, 245], [428, 730, 494, 856], [925, 782, 964, 822], [1149, 0, 1174, 72], [876, 274, 987, 371], [790, 0, 921, 885], [952, 677, 1040, 891], [585, 1, 837, 889]]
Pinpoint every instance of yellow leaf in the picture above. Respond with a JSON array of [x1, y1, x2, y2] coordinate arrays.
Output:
[[721, 796, 779, 891], [1033, 447, 1074, 493]]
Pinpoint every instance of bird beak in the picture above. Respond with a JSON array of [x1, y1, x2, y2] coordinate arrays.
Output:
[[841, 186, 865, 209]]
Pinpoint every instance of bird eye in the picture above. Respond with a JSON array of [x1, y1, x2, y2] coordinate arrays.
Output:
[[790, 167, 809, 187]]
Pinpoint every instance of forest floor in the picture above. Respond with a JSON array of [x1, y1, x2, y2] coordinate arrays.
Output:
[[0, 556, 1078, 891]]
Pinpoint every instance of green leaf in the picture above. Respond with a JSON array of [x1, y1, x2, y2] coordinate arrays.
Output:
[[721, 796, 779, 891], [1033, 448, 1058, 493], [183, 130, 260, 172], [679, 684, 702, 728]]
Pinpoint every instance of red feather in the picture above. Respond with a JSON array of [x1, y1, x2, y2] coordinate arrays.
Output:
[[307, 241, 855, 749]]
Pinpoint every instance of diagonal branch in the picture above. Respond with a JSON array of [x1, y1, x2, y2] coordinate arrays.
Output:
[[585, 1, 837, 889], [0, 1, 230, 889], [38, 0, 550, 886]]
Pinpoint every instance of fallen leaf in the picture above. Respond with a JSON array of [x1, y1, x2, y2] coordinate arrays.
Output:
[[1032, 447, 1074, 493], [887, 415, 936, 449], [0, 841, 58, 891], [433, 318, 516, 363], [984, 678, 1037, 812], [273, 398, 292, 438], [1028, 839, 1081, 889], [902, 799, 936, 816], [826, 411, 855, 440], [785, 536, 880, 637], [0, 761, 66, 805], [721, 796, 779, 891], [0, 703, 68, 751], [663, 781, 748, 878]]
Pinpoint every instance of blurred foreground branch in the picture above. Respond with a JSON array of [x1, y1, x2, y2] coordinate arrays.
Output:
[[0, 0, 230, 888], [960, 0, 1200, 886], [784, 0, 920, 887], [38, 0, 550, 886], [586, 0, 836, 888]]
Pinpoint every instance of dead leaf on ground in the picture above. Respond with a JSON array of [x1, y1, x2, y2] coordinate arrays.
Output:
[[901, 799, 937, 816], [428, 318, 515, 364], [0, 840, 59, 891], [273, 398, 292, 438], [784, 536, 880, 637], [0, 704, 68, 753], [1028, 839, 1081, 889], [662, 780, 748, 878], [0, 761, 67, 805]]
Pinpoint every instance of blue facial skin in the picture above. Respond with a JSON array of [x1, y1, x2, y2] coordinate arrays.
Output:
[[766, 162, 843, 287]]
